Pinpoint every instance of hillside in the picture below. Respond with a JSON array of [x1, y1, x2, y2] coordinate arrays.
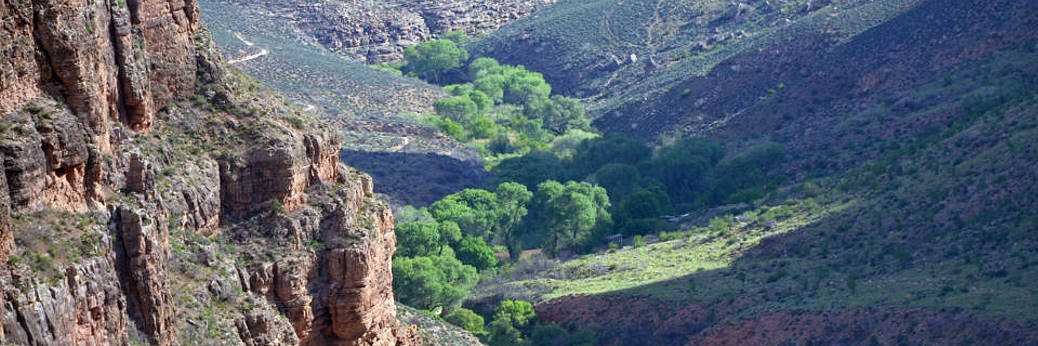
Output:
[[462, 0, 1038, 344], [0, 0, 423, 344], [198, 0, 496, 206]]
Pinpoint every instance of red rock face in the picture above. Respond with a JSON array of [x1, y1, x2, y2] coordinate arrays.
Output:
[[1, 0, 415, 345]]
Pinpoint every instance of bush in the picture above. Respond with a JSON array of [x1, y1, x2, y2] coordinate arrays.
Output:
[[402, 38, 469, 83], [435, 96, 479, 122], [445, 308, 486, 336], [633, 235, 645, 248], [467, 115, 499, 139], [492, 151, 566, 188], [392, 255, 478, 310], [492, 299, 536, 327], [523, 96, 591, 134], [456, 236, 499, 271], [570, 136, 652, 178], [396, 222, 444, 257]]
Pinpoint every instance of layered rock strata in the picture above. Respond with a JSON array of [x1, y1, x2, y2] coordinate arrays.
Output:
[[0, 0, 414, 344]]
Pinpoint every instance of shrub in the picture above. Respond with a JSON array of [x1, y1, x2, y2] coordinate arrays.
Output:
[[396, 222, 444, 257], [435, 96, 479, 122], [445, 308, 486, 336], [456, 236, 499, 271], [632, 235, 646, 248], [493, 299, 536, 328], [467, 115, 499, 139], [402, 39, 469, 83], [392, 255, 478, 310]]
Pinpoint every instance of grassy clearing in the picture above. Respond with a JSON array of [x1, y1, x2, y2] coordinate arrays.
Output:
[[475, 195, 848, 302]]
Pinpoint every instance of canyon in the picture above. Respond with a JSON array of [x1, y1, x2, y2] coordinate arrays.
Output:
[[0, 0, 417, 344]]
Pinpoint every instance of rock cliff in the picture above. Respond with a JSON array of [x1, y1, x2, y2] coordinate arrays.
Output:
[[1, 0, 414, 344], [213, 0, 555, 63]]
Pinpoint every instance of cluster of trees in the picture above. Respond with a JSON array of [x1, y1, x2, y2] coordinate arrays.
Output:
[[398, 36, 592, 162], [494, 136, 787, 235], [446, 300, 596, 346], [392, 180, 613, 308]]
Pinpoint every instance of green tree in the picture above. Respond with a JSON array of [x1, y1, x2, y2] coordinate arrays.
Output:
[[549, 129, 599, 160], [474, 74, 508, 103], [456, 236, 498, 271], [467, 115, 499, 139], [524, 96, 590, 134], [428, 116, 466, 140], [445, 308, 486, 336], [570, 136, 652, 178], [469, 57, 503, 80], [402, 39, 470, 83], [712, 142, 786, 203], [430, 189, 500, 238], [648, 138, 723, 204], [618, 189, 671, 221], [396, 222, 444, 257], [530, 181, 612, 255], [486, 318, 525, 346], [392, 255, 478, 310], [435, 95, 478, 122], [493, 300, 536, 327], [437, 221, 463, 247], [493, 182, 533, 258], [492, 151, 565, 188], [592, 163, 642, 200], [503, 68, 551, 105]]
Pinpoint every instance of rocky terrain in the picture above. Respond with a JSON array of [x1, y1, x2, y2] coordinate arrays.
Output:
[[0, 0, 420, 344], [214, 0, 556, 63], [198, 0, 496, 207]]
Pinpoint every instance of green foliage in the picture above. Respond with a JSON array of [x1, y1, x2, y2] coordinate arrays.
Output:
[[444, 308, 487, 336], [493, 182, 534, 258], [486, 317, 525, 346], [712, 143, 787, 204], [649, 138, 724, 204], [430, 189, 500, 239], [456, 236, 499, 271], [493, 299, 536, 328], [468, 115, 499, 139], [492, 151, 566, 191], [435, 96, 479, 122], [591, 163, 643, 200], [402, 38, 470, 83], [392, 255, 478, 310], [524, 96, 591, 135], [618, 187, 668, 225], [396, 222, 444, 257], [549, 129, 600, 160], [529, 181, 612, 256], [571, 136, 652, 178], [426, 116, 467, 140]]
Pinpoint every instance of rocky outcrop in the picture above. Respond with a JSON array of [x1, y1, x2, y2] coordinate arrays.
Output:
[[114, 206, 176, 345], [234, 164, 416, 345], [227, 0, 555, 63], [2, 254, 129, 346], [2, 0, 415, 345]]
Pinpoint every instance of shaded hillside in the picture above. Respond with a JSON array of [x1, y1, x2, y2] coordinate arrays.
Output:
[[342, 150, 491, 206], [468, 0, 1038, 344], [476, 90, 1038, 344]]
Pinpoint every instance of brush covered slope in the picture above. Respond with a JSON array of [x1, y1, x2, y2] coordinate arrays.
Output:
[[0, 0, 419, 344], [470, 0, 1038, 344], [198, 0, 494, 206]]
